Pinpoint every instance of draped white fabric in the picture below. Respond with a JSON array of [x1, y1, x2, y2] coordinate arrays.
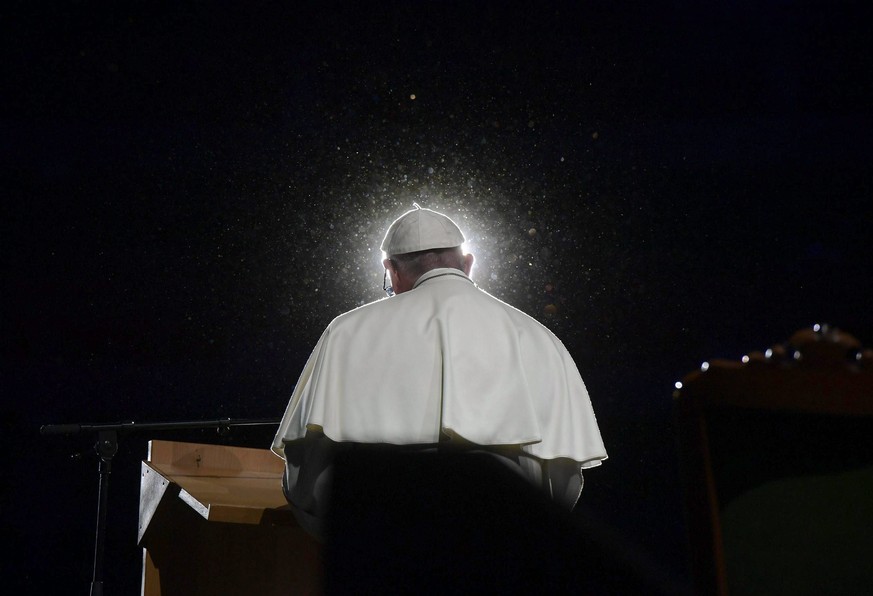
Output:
[[272, 268, 607, 468]]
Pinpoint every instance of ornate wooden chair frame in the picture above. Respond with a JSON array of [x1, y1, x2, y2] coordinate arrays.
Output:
[[674, 325, 873, 595]]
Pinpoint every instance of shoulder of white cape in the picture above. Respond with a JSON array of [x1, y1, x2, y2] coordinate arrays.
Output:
[[330, 275, 566, 342], [271, 275, 604, 462]]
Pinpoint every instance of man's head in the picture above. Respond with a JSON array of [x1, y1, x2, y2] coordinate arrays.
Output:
[[380, 204, 475, 294]]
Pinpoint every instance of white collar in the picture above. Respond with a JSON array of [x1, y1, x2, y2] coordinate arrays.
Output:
[[412, 268, 474, 290]]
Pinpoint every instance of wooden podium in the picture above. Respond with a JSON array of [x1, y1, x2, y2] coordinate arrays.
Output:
[[138, 440, 322, 595]]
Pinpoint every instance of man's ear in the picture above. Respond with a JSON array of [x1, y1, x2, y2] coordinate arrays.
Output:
[[384, 258, 402, 290], [462, 253, 475, 276]]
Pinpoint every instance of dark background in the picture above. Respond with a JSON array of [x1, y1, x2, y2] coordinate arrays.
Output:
[[3, 1, 871, 592]]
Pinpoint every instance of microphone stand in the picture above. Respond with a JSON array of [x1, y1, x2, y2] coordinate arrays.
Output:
[[39, 417, 280, 596]]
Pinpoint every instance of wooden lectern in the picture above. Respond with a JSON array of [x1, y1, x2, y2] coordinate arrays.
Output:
[[138, 440, 322, 595]]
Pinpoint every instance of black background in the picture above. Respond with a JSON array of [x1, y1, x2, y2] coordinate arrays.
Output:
[[3, 1, 872, 592]]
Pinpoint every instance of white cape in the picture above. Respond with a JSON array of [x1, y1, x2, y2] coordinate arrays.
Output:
[[272, 269, 607, 468]]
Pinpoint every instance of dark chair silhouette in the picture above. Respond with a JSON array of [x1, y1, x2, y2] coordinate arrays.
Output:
[[323, 447, 678, 595], [674, 325, 873, 595]]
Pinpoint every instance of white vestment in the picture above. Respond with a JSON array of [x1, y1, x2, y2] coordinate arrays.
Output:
[[272, 268, 607, 530]]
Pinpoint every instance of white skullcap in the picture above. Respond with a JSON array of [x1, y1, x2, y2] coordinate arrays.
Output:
[[380, 203, 466, 255]]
